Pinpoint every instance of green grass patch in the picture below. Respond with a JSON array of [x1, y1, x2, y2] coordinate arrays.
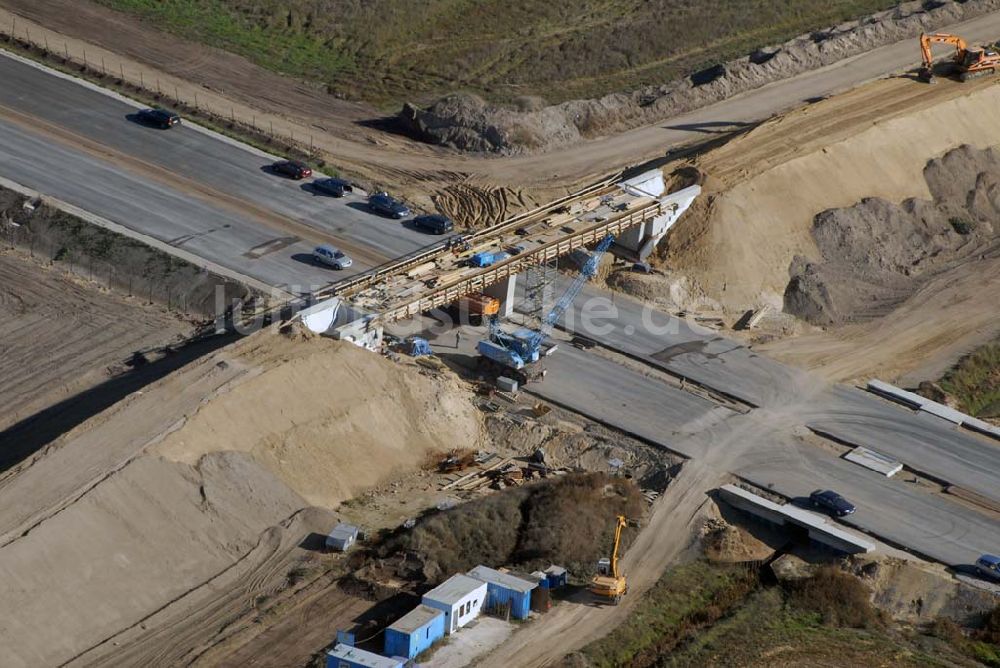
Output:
[[579, 560, 758, 667], [572, 561, 983, 668], [95, 0, 902, 107], [939, 340, 1000, 419]]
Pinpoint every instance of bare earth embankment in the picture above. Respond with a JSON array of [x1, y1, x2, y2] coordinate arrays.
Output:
[[0, 328, 483, 667], [648, 73, 1000, 384], [0, 248, 192, 439]]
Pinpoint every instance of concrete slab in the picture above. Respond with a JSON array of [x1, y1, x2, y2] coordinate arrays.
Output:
[[843, 447, 903, 477]]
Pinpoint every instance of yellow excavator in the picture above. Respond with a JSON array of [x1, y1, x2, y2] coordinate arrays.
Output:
[[918, 32, 1000, 83], [589, 515, 631, 604]]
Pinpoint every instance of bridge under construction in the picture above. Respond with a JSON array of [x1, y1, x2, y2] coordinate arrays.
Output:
[[300, 170, 701, 345]]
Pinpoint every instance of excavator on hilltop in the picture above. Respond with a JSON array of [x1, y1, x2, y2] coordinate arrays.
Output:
[[589, 515, 636, 604], [918, 32, 1000, 83]]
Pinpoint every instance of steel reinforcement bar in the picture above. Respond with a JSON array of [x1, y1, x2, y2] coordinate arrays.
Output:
[[377, 197, 664, 322]]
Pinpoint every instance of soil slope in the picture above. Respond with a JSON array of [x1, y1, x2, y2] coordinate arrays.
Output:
[[658, 74, 1000, 381], [0, 328, 482, 667]]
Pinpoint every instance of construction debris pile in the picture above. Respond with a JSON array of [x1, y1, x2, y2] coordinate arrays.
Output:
[[399, 0, 1000, 154]]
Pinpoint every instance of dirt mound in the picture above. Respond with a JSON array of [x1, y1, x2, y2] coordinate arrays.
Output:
[[785, 145, 999, 326], [154, 333, 483, 508], [399, 0, 1000, 154], [0, 330, 483, 667]]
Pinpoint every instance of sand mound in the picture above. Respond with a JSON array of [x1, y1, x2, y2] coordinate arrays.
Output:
[[399, 0, 1000, 154], [154, 332, 483, 508], [786, 145, 998, 326], [0, 329, 483, 667]]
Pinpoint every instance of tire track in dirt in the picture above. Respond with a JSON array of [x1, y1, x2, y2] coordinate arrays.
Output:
[[71, 507, 355, 668]]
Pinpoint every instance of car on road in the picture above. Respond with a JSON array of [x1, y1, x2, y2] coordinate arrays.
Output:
[[312, 177, 353, 197], [271, 160, 312, 180], [976, 554, 1000, 581], [312, 244, 352, 269], [136, 108, 180, 129], [809, 489, 856, 517], [368, 192, 410, 219], [411, 214, 453, 234]]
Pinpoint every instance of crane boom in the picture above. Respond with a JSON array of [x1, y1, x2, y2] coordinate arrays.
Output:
[[477, 234, 615, 383], [526, 234, 615, 351], [610, 514, 627, 579]]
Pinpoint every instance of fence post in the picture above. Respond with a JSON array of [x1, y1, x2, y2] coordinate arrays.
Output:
[[174, 84, 179, 102], [82, 49, 87, 69], [139, 71, 143, 88], [101, 57, 106, 76], [193, 91, 198, 109], [64, 42, 69, 60], [120, 63, 124, 80]]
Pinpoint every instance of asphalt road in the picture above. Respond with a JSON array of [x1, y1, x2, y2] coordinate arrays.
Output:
[[0, 51, 437, 292], [501, 279, 1000, 566], [2, 34, 997, 568]]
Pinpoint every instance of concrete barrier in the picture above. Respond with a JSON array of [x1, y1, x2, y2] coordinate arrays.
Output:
[[866, 379, 1000, 441], [719, 484, 875, 554]]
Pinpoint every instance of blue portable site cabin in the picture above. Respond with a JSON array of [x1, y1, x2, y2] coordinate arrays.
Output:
[[467, 565, 537, 620], [325, 643, 402, 668], [384, 604, 445, 659], [545, 565, 567, 589]]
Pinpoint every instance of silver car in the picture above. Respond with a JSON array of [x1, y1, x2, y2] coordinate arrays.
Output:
[[312, 244, 352, 269]]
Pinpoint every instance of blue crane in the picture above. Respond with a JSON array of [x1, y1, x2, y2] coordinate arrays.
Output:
[[477, 234, 615, 382]]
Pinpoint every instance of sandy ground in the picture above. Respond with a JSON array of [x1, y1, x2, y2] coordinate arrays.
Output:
[[758, 248, 1000, 385], [0, 248, 192, 444], [651, 74, 1000, 383], [0, 328, 485, 667]]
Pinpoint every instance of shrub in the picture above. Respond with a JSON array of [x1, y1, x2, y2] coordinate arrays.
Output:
[[977, 605, 1000, 645], [787, 565, 883, 628], [929, 616, 964, 644]]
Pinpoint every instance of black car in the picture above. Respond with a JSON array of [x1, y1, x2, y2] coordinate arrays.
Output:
[[312, 177, 353, 197], [368, 192, 411, 219], [271, 160, 312, 179], [136, 108, 180, 129], [412, 214, 453, 234], [809, 490, 856, 516]]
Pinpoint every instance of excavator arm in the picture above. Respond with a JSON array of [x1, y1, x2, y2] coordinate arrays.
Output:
[[920, 32, 967, 69]]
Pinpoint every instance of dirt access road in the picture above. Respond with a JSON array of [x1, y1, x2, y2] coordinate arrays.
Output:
[[6, 2, 1000, 196]]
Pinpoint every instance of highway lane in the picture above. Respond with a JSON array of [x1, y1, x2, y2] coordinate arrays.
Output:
[[547, 280, 1000, 498], [737, 437, 1000, 567], [0, 119, 338, 292], [0, 52, 437, 285], [527, 334, 1000, 567], [533, 345, 735, 455], [807, 385, 1000, 504]]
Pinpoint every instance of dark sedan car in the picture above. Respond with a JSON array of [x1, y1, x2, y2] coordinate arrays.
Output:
[[809, 490, 856, 517], [312, 177, 353, 197], [412, 214, 453, 234], [136, 108, 180, 129], [271, 160, 312, 179], [368, 192, 410, 219]]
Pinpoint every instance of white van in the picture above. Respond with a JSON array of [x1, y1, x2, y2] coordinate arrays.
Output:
[[312, 244, 352, 270]]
